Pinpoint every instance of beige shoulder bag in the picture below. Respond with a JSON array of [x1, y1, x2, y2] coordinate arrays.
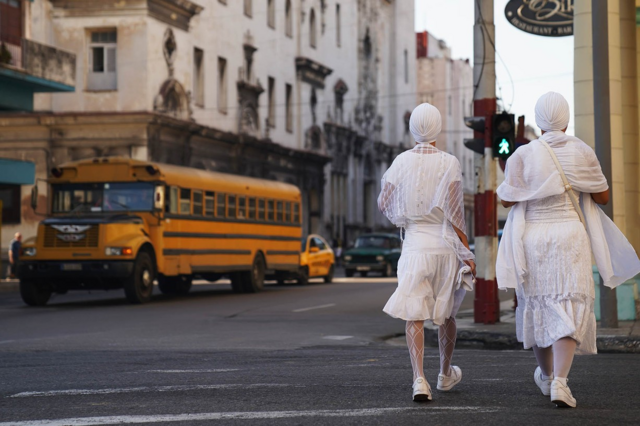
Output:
[[539, 139, 586, 228]]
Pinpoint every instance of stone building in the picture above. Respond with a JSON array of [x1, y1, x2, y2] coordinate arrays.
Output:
[[416, 31, 475, 237], [0, 0, 416, 249]]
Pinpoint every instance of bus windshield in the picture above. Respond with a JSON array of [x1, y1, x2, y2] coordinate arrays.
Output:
[[52, 182, 155, 213]]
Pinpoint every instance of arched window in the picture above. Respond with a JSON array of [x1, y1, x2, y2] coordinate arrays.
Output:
[[244, 0, 252, 17], [309, 9, 317, 48], [267, 0, 275, 29], [285, 0, 292, 37]]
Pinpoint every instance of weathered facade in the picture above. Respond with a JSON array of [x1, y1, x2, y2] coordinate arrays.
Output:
[[0, 0, 416, 250]]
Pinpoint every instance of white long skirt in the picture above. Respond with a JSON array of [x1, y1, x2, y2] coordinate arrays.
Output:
[[383, 223, 465, 325]]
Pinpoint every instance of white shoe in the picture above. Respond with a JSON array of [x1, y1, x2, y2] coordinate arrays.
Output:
[[437, 366, 462, 391], [412, 377, 432, 402], [534, 367, 553, 396], [550, 378, 577, 408]]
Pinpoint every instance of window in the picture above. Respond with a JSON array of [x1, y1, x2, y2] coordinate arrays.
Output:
[[309, 9, 317, 48], [258, 199, 265, 220], [293, 202, 300, 224], [168, 186, 178, 213], [404, 49, 408, 84], [218, 57, 228, 113], [179, 188, 191, 215], [216, 193, 226, 217], [193, 48, 204, 107], [336, 4, 341, 47], [87, 30, 117, 91], [448, 96, 452, 116], [248, 197, 256, 219], [205, 191, 215, 216], [313, 237, 327, 251], [267, 200, 275, 221], [285, 0, 293, 37], [285, 83, 293, 132], [268, 77, 275, 128], [276, 201, 283, 222], [193, 190, 203, 215], [228, 195, 236, 218], [0, 184, 20, 224], [244, 0, 252, 17], [284, 202, 291, 222], [238, 196, 246, 219], [267, 0, 275, 29]]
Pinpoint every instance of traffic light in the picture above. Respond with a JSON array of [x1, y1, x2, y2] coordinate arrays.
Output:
[[463, 116, 486, 155], [492, 113, 515, 160]]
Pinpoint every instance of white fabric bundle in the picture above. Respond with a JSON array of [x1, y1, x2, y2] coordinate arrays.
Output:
[[409, 103, 442, 143], [497, 130, 640, 289]]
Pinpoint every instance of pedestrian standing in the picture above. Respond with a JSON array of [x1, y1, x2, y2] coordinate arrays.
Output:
[[8, 232, 22, 279], [378, 103, 476, 402], [497, 92, 640, 408], [335, 242, 343, 268]]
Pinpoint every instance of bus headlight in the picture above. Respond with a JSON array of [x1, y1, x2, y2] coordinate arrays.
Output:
[[376, 255, 385, 262], [105, 247, 133, 256], [23, 247, 37, 257], [344, 255, 352, 262]]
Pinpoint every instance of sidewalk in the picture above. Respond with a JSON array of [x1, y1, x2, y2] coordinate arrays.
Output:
[[419, 299, 640, 354], [0, 278, 19, 293]]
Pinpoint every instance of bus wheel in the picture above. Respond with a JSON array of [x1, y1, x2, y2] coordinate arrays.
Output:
[[242, 252, 266, 293], [158, 274, 192, 296], [20, 280, 52, 306], [124, 252, 155, 304], [297, 266, 309, 286], [324, 265, 335, 284]]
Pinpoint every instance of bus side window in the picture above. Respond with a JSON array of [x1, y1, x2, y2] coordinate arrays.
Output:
[[293, 202, 300, 224], [284, 202, 291, 222], [217, 193, 225, 217], [205, 191, 215, 216], [258, 199, 265, 221], [276, 201, 283, 222], [228, 195, 237, 218], [180, 188, 191, 215], [248, 197, 256, 220], [238, 196, 246, 219], [267, 200, 275, 221], [168, 186, 178, 214], [193, 190, 203, 216]]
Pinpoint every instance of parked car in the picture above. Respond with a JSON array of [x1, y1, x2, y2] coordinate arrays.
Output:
[[343, 233, 402, 277], [298, 234, 335, 285]]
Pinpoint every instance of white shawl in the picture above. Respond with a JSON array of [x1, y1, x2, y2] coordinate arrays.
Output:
[[496, 130, 640, 289]]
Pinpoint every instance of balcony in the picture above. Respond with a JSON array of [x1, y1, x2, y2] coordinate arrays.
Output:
[[0, 36, 76, 111]]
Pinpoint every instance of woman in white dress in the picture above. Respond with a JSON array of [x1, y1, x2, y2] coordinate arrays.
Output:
[[497, 92, 640, 408], [379, 103, 476, 402]]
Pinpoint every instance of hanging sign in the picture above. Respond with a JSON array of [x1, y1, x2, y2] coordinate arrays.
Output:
[[505, 0, 574, 37]]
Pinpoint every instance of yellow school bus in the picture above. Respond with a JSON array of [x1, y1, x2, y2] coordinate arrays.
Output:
[[18, 157, 302, 305]]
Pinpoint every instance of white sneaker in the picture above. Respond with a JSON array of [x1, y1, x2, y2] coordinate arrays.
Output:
[[412, 377, 432, 402], [550, 378, 577, 408], [534, 367, 553, 396], [437, 366, 462, 391]]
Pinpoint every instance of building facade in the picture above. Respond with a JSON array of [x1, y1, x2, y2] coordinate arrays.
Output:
[[0, 0, 417, 250], [416, 31, 475, 237]]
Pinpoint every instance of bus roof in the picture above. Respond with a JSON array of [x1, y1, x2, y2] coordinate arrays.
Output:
[[51, 157, 301, 199]]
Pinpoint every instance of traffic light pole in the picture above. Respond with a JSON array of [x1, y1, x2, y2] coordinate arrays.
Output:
[[473, 0, 500, 324]]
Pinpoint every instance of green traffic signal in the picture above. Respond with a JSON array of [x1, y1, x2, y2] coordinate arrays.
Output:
[[492, 113, 515, 159], [498, 138, 510, 155]]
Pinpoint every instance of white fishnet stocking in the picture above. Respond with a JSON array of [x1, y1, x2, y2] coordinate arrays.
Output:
[[438, 317, 457, 376], [405, 321, 425, 381]]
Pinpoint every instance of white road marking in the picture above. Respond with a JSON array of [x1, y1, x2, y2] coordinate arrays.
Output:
[[0, 406, 501, 425], [292, 303, 336, 312], [0, 340, 16, 345], [322, 335, 353, 341], [9, 384, 291, 398], [145, 369, 239, 374]]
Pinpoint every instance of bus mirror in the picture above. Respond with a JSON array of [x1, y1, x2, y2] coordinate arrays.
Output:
[[30, 186, 38, 211], [154, 185, 165, 211]]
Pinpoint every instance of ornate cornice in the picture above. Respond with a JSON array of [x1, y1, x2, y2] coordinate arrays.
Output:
[[295, 57, 333, 89]]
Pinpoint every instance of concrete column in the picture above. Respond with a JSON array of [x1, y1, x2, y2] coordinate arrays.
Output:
[[574, 1, 596, 147]]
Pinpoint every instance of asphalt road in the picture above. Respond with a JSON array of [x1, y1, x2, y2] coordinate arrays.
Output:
[[0, 275, 638, 425]]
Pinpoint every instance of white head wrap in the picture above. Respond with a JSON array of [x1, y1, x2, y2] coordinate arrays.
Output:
[[535, 92, 570, 132], [409, 103, 442, 143]]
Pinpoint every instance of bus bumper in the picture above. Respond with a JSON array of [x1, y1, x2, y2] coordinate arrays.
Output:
[[19, 260, 135, 283]]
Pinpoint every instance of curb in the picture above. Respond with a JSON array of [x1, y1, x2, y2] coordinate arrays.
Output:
[[0, 281, 19, 293]]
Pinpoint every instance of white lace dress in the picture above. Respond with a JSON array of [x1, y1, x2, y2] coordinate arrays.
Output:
[[517, 190, 597, 354]]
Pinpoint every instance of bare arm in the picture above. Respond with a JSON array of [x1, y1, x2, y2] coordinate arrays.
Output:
[[501, 199, 516, 208], [591, 189, 609, 205], [8, 251, 13, 264], [452, 224, 476, 276]]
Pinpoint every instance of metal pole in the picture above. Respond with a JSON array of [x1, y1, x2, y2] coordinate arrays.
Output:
[[473, 0, 499, 324], [591, 0, 618, 328]]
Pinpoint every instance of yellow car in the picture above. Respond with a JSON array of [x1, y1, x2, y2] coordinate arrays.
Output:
[[298, 234, 335, 285]]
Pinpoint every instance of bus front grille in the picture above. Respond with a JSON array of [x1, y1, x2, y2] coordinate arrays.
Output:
[[44, 225, 100, 248]]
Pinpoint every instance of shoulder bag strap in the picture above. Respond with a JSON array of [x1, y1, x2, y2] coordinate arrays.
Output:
[[538, 139, 587, 228]]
